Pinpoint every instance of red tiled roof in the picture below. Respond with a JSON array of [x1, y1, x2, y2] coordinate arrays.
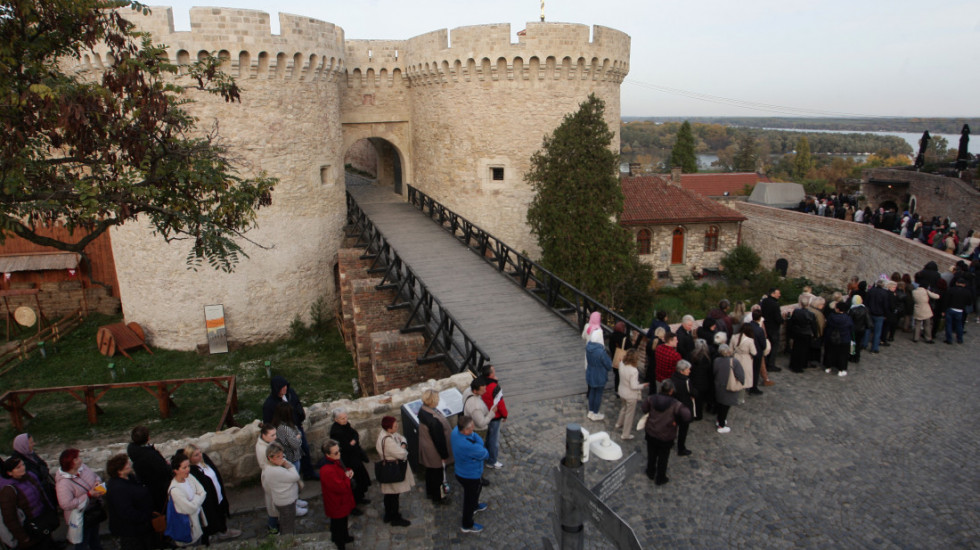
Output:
[[676, 172, 768, 197], [621, 175, 747, 225]]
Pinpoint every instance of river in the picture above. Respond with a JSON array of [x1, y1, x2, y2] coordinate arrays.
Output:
[[765, 128, 979, 155]]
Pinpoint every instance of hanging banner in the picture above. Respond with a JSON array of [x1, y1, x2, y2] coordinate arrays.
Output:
[[204, 304, 228, 354]]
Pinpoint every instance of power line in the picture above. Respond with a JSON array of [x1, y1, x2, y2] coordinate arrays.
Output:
[[623, 79, 895, 119]]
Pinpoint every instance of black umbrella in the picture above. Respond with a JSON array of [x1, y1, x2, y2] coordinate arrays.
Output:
[[914, 130, 931, 169], [955, 124, 970, 171]]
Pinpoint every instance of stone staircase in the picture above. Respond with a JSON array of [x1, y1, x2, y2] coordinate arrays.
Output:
[[668, 264, 692, 285]]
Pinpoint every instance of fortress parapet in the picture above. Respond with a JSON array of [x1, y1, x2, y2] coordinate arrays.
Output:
[[73, 7, 347, 82], [344, 22, 630, 89]]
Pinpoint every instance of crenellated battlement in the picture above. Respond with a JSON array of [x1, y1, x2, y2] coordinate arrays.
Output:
[[73, 6, 347, 83], [343, 22, 629, 88]]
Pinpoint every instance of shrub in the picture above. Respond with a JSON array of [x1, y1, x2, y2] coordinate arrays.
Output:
[[721, 244, 761, 282]]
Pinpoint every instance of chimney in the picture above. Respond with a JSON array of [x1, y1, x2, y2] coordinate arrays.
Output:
[[671, 167, 682, 186]]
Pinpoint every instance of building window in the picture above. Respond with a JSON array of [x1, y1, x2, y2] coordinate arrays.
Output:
[[491, 167, 505, 181], [704, 225, 719, 252], [636, 229, 651, 255]]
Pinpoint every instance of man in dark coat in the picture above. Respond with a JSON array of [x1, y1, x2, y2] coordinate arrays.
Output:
[[675, 316, 697, 362], [747, 310, 769, 387], [263, 376, 316, 479], [104, 453, 154, 550], [669, 362, 696, 457], [865, 280, 891, 354], [126, 426, 172, 514], [759, 289, 784, 372]]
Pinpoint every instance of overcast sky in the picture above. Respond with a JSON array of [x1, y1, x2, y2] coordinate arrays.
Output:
[[160, 0, 979, 118]]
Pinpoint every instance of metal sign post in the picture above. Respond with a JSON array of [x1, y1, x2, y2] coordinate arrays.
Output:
[[555, 426, 644, 550]]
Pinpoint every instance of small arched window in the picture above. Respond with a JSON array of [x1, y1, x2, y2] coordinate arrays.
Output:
[[704, 225, 719, 252], [636, 229, 651, 255]]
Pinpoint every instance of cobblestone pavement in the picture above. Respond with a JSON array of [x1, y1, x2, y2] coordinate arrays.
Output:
[[99, 330, 979, 549]]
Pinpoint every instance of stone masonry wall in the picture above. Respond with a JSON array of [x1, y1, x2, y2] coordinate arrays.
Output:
[[861, 168, 980, 234], [80, 8, 629, 349], [39, 372, 473, 486], [733, 202, 958, 286], [4, 281, 120, 319], [337, 248, 373, 353], [403, 23, 629, 257], [95, 8, 348, 350], [633, 222, 741, 274], [344, 138, 379, 177]]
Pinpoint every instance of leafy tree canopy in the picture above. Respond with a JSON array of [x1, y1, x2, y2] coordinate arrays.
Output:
[[669, 120, 698, 173], [794, 136, 812, 180], [732, 133, 758, 172], [0, 0, 276, 272], [525, 94, 652, 315]]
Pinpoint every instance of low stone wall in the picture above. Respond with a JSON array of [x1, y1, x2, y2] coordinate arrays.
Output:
[[44, 372, 473, 485], [733, 202, 958, 286]]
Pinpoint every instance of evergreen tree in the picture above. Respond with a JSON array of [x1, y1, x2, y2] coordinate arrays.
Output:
[[526, 94, 652, 314], [794, 137, 813, 180], [732, 133, 758, 172], [669, 121, 698, 173]]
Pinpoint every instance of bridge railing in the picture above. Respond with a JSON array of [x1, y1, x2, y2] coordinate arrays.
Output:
[[406, 185, 647, 342], [346, 191, 490, 376]]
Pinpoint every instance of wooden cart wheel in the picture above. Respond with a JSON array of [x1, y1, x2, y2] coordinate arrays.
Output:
[[96, 327, 116, 357], [127, 322, 145, 342]]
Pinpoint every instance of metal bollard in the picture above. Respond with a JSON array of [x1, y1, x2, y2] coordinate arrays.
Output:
[[559, 423, 584, 550]]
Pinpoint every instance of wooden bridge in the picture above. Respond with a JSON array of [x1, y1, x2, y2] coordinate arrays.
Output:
[[347, 178, 598, 407]]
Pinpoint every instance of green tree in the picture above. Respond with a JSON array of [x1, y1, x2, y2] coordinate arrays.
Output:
[[733, 133, 758, 172], [526, 94, 652, 314], [0, 0, 277, 272], [794, 137, 813, 180], [669, 120, 698, 173]]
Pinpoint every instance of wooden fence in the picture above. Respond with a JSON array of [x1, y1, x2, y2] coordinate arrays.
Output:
[[0, 375, 239, 433]]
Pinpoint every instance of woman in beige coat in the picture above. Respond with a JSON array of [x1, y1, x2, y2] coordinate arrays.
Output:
[[731, 324, 757, 391], [418, 390, 454, 503], [375, 416, 414, 527], [911, 277, 940, 343], [614, 349, 648, 440]]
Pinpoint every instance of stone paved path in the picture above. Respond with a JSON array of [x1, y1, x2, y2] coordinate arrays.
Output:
[[162, 330, 977, 550]]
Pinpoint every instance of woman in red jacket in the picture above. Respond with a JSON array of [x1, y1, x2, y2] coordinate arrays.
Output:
[[319, 440, 355, 550]]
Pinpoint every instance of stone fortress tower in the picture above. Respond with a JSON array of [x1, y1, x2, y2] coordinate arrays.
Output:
[[81, 6, 630, 350]]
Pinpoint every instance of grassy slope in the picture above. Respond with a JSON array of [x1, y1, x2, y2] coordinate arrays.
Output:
[[0, 313, 356, 457]]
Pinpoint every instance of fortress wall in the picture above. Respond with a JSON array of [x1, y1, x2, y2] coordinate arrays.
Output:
[[733, 202, 958, 286], [99, 8, 347, 350], [402, 23, 630, 254]]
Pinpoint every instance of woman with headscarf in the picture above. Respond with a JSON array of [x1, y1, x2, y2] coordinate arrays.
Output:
[[1, 456, 55, 550], [329, 409, 371, 506], [607, 321, 633, 398], [375, 416, 413, 527], [55, 449, 105, 550], [10, 434, 55, 507], [585, 327, 612, 421]]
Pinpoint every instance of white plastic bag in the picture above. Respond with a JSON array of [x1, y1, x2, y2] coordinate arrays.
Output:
[[67, 505, 85, 544]]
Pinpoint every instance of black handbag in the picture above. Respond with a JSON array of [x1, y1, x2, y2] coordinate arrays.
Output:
[[70, 478, 107, 525], [374, 435, 407, 483]]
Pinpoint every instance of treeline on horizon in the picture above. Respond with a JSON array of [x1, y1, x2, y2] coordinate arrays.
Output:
[[621, 121, 913, 158], [622, 116, 978, 135]]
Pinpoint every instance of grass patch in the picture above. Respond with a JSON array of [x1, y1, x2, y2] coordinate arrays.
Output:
[[0, 313, 356, 456]]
